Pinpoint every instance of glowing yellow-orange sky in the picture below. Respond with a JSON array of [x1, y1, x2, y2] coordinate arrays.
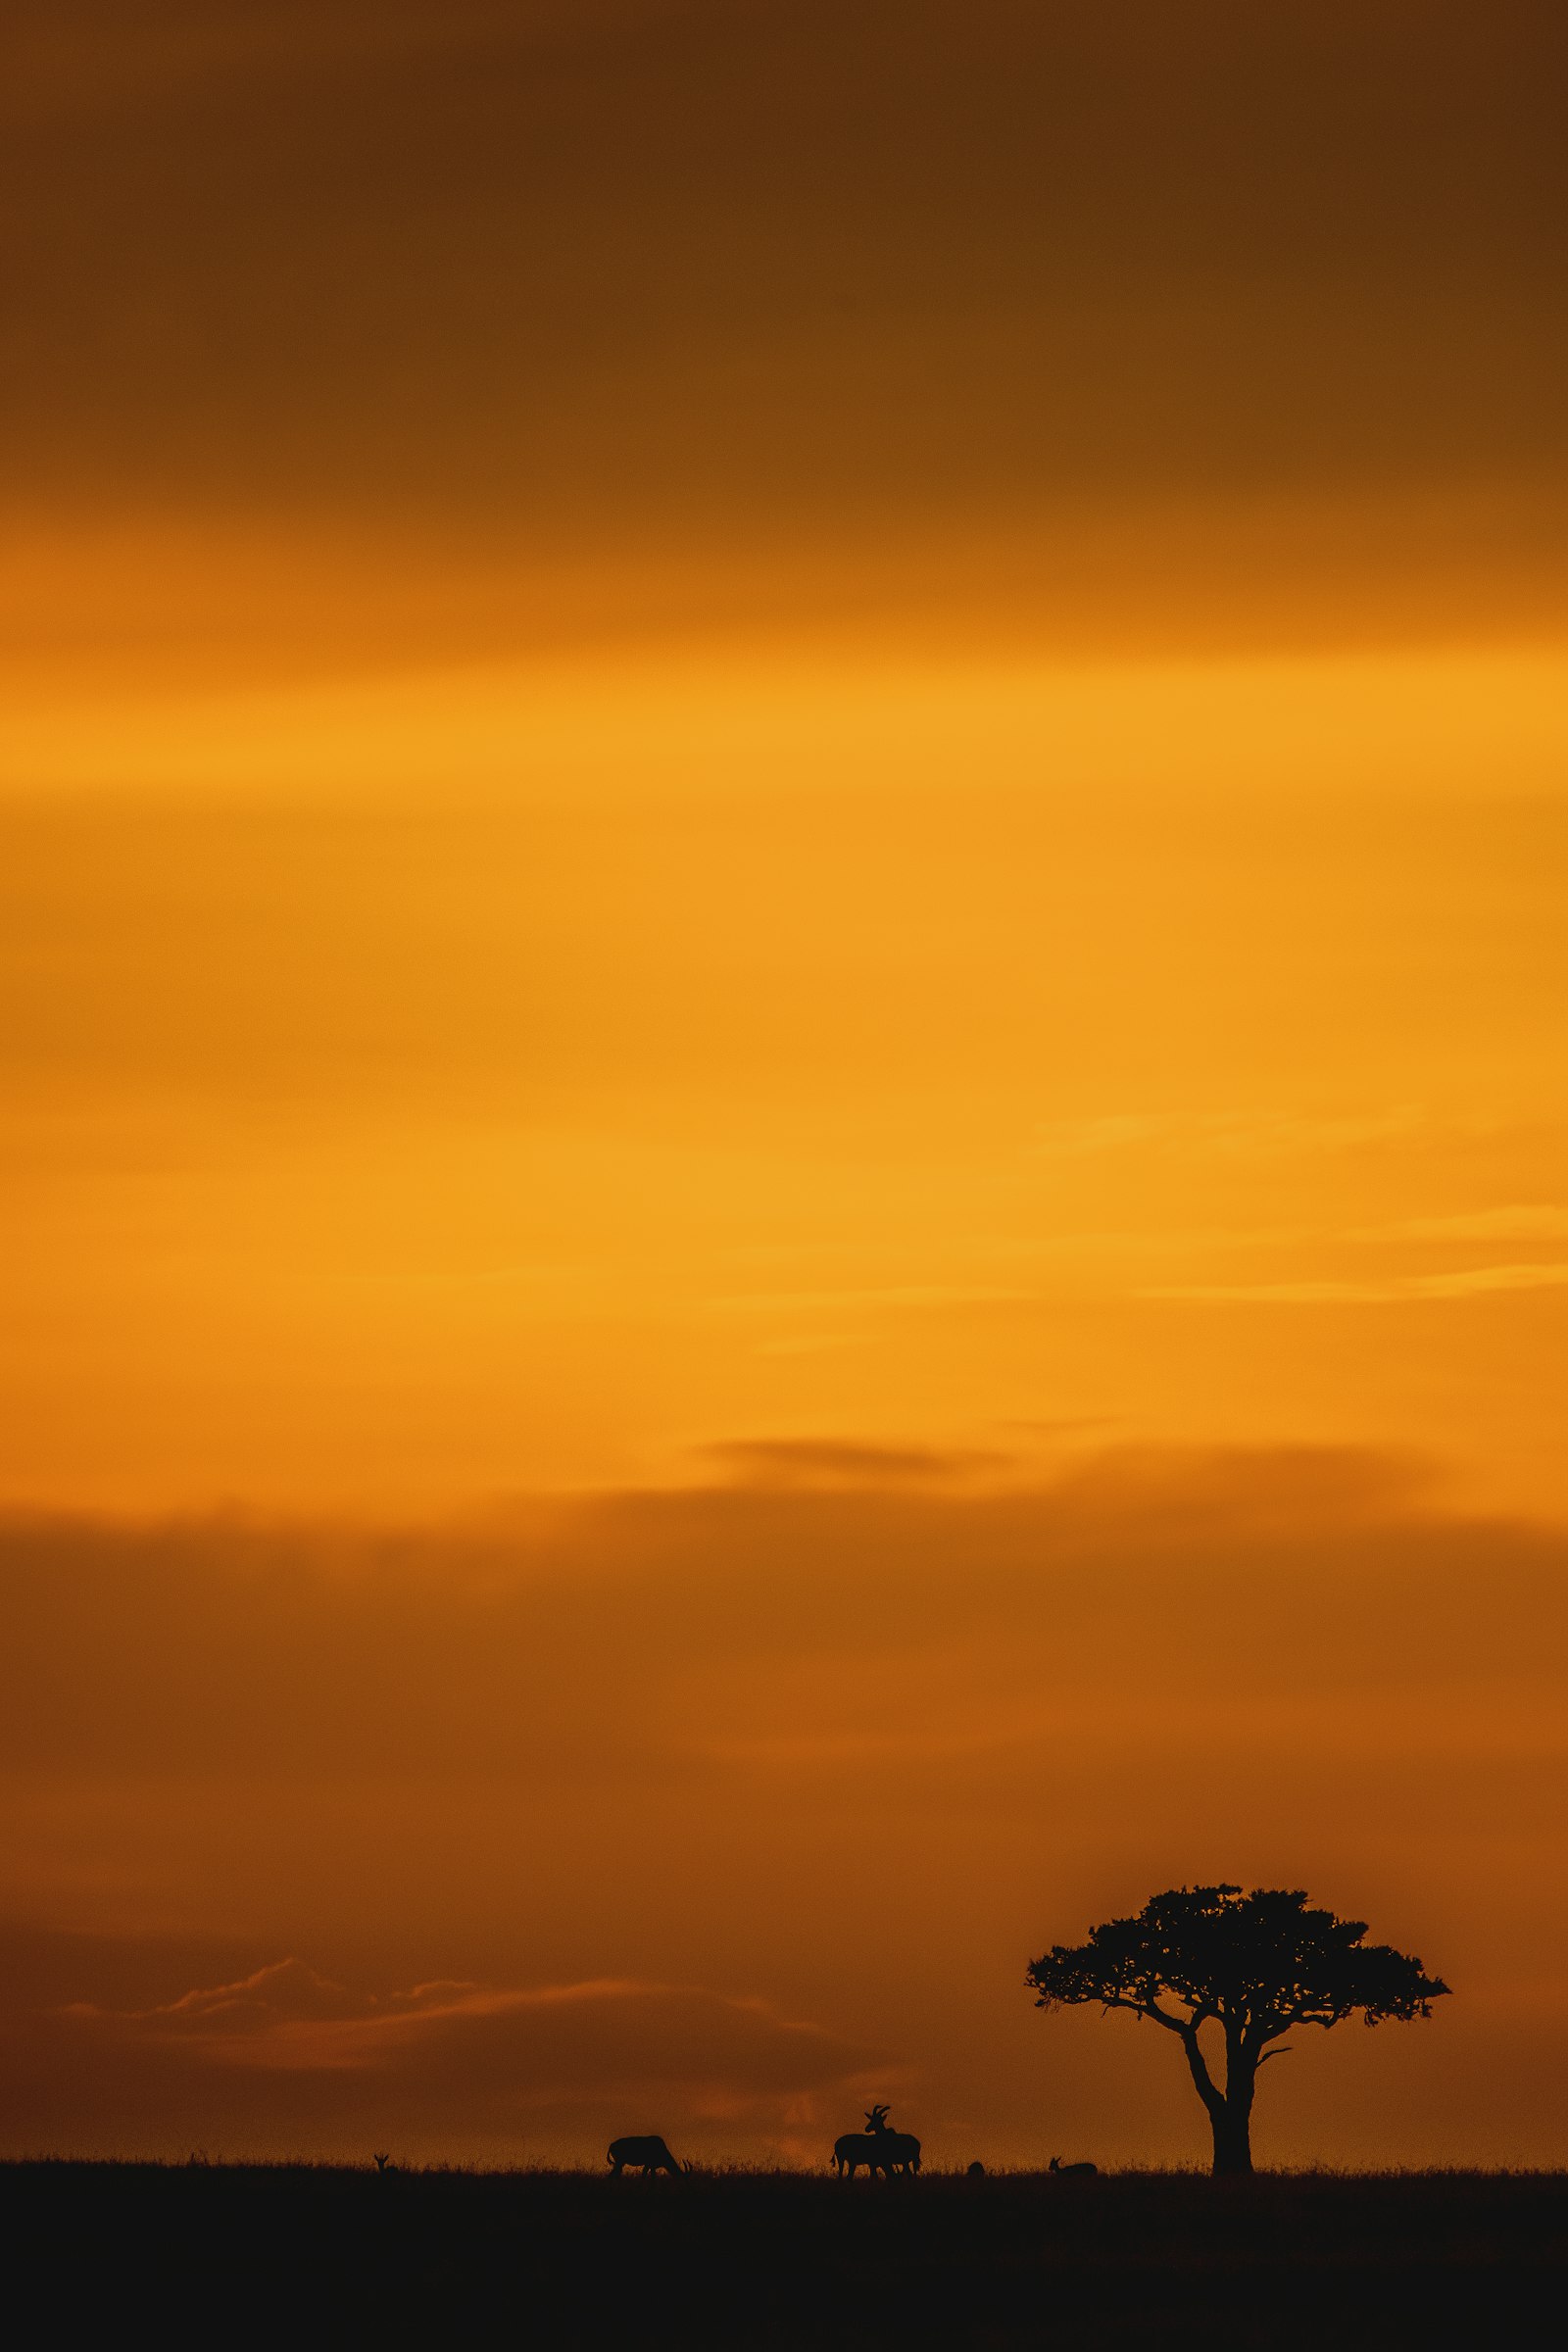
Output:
[[2, 1, 1566, 2168]]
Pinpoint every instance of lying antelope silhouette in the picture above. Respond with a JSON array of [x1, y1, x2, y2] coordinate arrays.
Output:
[[1049, 2155, 1098, 2177], [832, 2103, 921, 2178], [608, 2133, 691, 2176]]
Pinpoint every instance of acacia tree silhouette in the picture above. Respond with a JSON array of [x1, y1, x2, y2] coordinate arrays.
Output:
[[1026, 1884, 1449, 2176]]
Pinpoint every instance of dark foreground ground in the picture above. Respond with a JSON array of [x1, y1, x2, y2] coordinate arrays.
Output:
[[4, 2163, 1563, 2349]]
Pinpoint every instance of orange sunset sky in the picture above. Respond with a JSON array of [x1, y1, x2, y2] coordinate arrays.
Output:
[[2, 0, 1566, 2169]]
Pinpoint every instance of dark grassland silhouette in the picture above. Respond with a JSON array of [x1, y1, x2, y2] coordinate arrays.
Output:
[[0, 1875, 1523, 2342], [1027, 1884, 1449, 2176], [5, 2164, 1562, 2349]]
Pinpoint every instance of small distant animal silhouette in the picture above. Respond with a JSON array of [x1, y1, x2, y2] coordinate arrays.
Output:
[[966, 2161, 987, 2178], [1050, 2156, 1098, 2177], [832, 2103, 921, 2178], [370, 2152, 395, 2174], [607, 2134, 690, 2176]]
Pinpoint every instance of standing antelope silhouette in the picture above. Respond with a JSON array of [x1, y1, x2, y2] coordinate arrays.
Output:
[[832, 2103, 921, 2177]]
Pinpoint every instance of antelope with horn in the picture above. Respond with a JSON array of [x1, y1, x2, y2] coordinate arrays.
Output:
[[833, 2103, 920, 2178]]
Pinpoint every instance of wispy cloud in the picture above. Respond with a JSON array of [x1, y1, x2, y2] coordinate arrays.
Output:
[[1143, 1261, 1568, 1304], [751, 1331, 864, 1357], [1348, 1206, 1568, 1244], [60, 1958, 873, 2099], [702, 1439, 1012, 1488], [709, 1285, 1030, 1316], [1029, 1107, 1430, 1160]]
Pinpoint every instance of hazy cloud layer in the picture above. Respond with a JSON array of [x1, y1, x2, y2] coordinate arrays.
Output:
[[6, 1, 1567, 2181], [4, 1444, 1563, 1784], [2, 1446, 1565, 2162], [4, 1930, 873, 2159], [7, 4, 1565, 655]]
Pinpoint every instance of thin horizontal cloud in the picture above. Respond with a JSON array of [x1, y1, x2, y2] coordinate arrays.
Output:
[[703, 1439, 1012, 1487], [1143, 1262, 1568, 1304], [1348, 1206, 1568, 1244], [751, 1330, 864, 1357], [698, 1686, 1568, 1777], [1029, 1107, 1429, 1160], [708, 1285, 1031, 1315]]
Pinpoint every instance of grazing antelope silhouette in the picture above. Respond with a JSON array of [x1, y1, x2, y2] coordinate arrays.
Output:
[[1050, 2156, 1098, 2177], [833, 2103, 921, 2178], [608, 2134, 690, 2176]]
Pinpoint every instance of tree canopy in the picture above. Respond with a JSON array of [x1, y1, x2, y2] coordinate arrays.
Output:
[[1026, 1884, 1449, 2172]]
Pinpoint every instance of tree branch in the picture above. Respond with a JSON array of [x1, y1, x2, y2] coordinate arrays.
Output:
[[1179, 2022, 1225, 2120], [1094, 1993, 1191, 2033]]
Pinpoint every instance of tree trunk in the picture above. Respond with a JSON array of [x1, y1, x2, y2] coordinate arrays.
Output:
[[1180, 2023, 1256, 2176], [1210, 2033, 1255, 2176], [1208, 2094, 1253, 2177]]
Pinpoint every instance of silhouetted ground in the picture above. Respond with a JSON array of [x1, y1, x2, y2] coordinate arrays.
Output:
[[4, 2163, 1562, 2347]]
